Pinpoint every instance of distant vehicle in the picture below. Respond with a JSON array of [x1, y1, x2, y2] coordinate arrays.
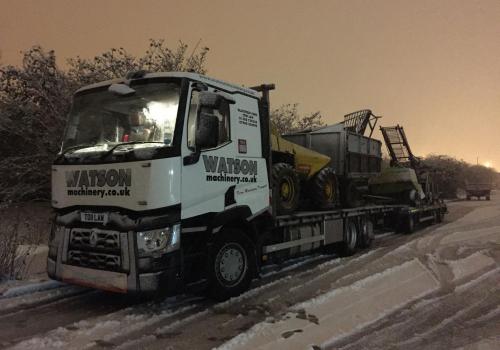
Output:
[[465, 183, 491, 200]]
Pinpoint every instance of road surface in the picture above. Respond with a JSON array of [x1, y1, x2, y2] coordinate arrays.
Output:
[[0, 193, 498, 349]]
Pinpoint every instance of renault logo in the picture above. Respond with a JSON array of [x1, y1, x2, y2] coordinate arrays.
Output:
[[89, 230, 98, 247]]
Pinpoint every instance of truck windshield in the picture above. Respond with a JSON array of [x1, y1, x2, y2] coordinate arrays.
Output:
[[62, 81, 181, 153]]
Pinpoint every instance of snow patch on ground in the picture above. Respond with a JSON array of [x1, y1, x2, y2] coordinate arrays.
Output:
[[441, 225, 500, 246], [458, 337, 500, 350], [215, 276, 293, 310], [9, 299, 201, 350], [217, 259, 440, 350], [116, 309, 210, 350], [466, 304, 500, 326], [288, 250, 380, 293], [446, 251, 496, 281], [455, 266, 500, 293], [0, 284, 87, 313], [1, 280, 63, 298], [259, 253, 332, 278]]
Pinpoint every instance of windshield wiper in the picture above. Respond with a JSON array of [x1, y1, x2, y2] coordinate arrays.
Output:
[[100, 141, 164, 159], [62, 144, 97, 155]]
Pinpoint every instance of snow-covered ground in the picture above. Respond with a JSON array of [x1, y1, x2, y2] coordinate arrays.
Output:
[[0, 192, 498, 349]]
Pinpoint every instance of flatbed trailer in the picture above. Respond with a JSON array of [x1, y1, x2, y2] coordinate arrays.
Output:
[[260, 202, 447, 262]]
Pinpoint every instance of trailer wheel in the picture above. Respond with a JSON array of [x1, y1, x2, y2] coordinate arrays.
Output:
[[208, 228, 255, 301], [435, 209, 443, 223], [339, 219, 359, 256], [272, 163, 300, 215], [309, 167, 338, 209], [358, 217, 374, 248], [404, 214, 416, 234]]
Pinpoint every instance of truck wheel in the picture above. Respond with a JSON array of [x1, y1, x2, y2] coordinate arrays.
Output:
[[272, 163, 300, 215], [208, 228, 255, 301], [486, 196, 490, 201], [309, 167, 338, 209], [466, 196, 471, 200], [404, 214, 415, 234], [435, 209, 443, 223], [358, 217, 374, 248], [339, 219, 358, 256]]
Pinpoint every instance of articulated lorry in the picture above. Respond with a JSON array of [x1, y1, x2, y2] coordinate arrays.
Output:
[[48, 72, 446, 300]]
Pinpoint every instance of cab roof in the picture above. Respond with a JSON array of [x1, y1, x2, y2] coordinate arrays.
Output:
[[75, 71, 259, 97]]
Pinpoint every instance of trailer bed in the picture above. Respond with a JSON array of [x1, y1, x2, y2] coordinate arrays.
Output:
[[262, 202, 447, 257]]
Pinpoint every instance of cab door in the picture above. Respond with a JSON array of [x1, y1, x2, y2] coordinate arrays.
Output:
[[180, 83, 269, 223], [180, 85, 235, 221]]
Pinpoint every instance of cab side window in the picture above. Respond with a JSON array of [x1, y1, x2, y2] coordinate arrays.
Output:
[[187, 91, 199, 150], [215, 100, 230, 145], [187, 90, 231, 150]]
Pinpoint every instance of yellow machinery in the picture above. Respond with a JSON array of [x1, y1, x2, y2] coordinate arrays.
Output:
[[270, 126, 337, 214]]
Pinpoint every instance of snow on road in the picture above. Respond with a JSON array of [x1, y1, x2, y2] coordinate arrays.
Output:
[[217, 196, 500, 350], [218, 259, 440, 350], [0, 193, 498, 350]]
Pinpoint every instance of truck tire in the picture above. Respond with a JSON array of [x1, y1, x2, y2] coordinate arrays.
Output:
[[486, 196, 490, 201], [358, 217, 374, 248], [466, 196, 471, 200], [309, 167, 338, 209], [339, 218, 359, 256], [272, 163, 300, 215], [435, 209, 443, 223], [208, 228, 255, 301], [403, 214, 416, 234]]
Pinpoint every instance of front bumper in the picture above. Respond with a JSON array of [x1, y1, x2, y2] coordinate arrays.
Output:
[[48, 254, 182, 294], [47, 207, 183, 294]]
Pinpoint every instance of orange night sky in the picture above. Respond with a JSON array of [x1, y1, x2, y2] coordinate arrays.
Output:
[[1, 0, 499, 169]]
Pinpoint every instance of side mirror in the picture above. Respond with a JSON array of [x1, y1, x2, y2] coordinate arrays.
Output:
[[195, 112, 219, 149]]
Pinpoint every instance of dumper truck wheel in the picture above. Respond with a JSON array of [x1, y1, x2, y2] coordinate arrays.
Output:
[[272, 163, 300, 215], [208, 228, 255, 301], [342, 180, 362, 208], [309, 167, 338, 209]]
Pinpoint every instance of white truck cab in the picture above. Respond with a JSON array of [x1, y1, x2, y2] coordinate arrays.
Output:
[[48, 72, 271, 298]]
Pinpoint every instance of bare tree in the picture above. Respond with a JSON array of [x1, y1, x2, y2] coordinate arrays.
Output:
[[0, 40, 210, 203], [67, 39, 209, 86], [271, 103, 324, 135]]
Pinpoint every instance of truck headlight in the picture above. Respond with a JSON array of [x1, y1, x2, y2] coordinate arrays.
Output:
[[137, 224, 181, 257]]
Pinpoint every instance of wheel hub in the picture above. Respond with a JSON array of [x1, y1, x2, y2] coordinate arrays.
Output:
[[216, 244, 246, 286]]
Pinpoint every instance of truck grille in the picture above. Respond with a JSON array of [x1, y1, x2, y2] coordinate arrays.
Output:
[[70, 228, 120, 250], [67, 228, 124, 272], [68, 250, 121, 271]]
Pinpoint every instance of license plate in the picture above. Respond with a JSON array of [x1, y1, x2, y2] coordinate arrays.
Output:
[[81, 212, 108, 224]]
